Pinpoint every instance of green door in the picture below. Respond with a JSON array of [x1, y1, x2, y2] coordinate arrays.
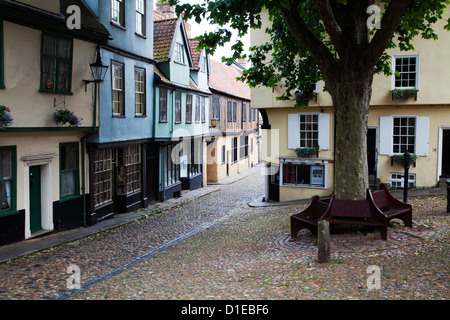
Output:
[[29, 166, 42, 234]]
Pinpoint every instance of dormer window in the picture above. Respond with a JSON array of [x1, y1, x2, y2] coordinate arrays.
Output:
[[200, 52, 207, 72], [174, 43, 185, 64]]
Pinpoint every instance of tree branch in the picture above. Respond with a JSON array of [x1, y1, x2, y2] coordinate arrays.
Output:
[[278, 1, 336, 80], [315, 0, 346, 56], [363, 0, 413, 69]]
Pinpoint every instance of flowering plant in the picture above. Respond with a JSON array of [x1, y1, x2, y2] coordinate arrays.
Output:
[[0, 105, 13, 129], [296, 145, 319, 157], [53, 109, 82, 127]]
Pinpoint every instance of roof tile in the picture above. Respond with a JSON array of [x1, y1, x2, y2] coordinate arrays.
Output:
[[209, 59, 251, 100], [153, 18, 178, 63]]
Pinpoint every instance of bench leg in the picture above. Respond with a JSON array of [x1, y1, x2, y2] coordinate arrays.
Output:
[[290, 219, 317, 239], [290, 220, 302, 239], [402, 212, 413, 228]]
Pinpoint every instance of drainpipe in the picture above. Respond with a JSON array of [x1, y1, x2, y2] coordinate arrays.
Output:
[[81, 136, 87, 226]]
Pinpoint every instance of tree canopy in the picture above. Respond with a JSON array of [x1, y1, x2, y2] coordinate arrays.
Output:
[[167, 0, 450, 200], [168, 0, 450, 106]]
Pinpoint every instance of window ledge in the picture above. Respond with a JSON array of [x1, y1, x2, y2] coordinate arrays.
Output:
[[281, 185, 328, 189], [59, 194, 81, 203], [135, 32, 147, 39], [111, 21, 126, 30], [39, 89, 73, 95], [0, 210, 20, 219]]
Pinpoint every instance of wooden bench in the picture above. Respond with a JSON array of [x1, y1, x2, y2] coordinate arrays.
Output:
[[290, 185, 412, 241], [290, 195, 333, 238], [368, 183, 413, 229]]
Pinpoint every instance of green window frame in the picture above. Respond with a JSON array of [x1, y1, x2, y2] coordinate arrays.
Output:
[[0, 146, 17, 218], [59, 142, 80, 200], [40, 33, 73, 94], [0, 20, 4, 89]]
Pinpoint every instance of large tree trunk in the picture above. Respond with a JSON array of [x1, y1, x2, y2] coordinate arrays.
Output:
[[328, 67, 374, 200]]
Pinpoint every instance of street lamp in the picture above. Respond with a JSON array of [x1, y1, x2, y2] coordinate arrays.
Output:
[[83, 48, 109, 91]]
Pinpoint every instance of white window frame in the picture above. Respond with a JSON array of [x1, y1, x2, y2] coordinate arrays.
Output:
[[299, 113, 319, 148], [390, 173, 416, 189], [280, 159, 328, 189], [134, 67, 145, 116], [392, 116, 416, 154], [391, 54, 419, 90], [135, 0, 146, 36], [111, 0, 125, 26], [288, 112, 330, 151], [112, 61, 124, 116], [379, 116, 429, 156], [174, 42, 185, 65]]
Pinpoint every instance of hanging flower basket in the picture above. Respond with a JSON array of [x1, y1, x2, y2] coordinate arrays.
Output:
[[296, 145, 319, 158], [0, 105, 13, 130], [391, 154, 417, 166], [391, 89, 418, 101], [53, 109, 82, 127]]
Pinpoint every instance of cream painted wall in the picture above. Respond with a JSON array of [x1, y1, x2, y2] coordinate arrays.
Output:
[[251, 8, 450, 201], [251, 9, 450, 109], [207, 133, 260, 183], [369, 105, 450, 187], [0, 132, 89, 210], [2, 22, 98, 128], [263, 107, 335, 161]]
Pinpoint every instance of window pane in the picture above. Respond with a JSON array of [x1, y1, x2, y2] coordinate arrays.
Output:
[[58, 39, 71, 58], [43, 35, 57, 56], [0, 181, 11, 210], [61, 171, 75, 197], [1, 151, 12, 179], [58, 61, 70, 91]]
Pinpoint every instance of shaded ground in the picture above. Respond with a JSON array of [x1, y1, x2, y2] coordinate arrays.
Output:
[[0, 170, 448, 300]]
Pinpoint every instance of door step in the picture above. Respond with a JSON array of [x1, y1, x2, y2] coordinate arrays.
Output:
[[28, 229, 53, 240]]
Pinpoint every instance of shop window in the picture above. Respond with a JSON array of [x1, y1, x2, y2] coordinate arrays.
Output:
[[282, 163, 325, 187]]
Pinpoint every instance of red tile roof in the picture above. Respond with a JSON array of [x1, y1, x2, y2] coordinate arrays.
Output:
[[153, 18, 178, 63], [208, 59, 251, 101]]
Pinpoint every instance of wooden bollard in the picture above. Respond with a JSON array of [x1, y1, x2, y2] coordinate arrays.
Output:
[[318, 220, 330, 263]]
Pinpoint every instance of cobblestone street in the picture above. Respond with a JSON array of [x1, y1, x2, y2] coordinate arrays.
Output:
[[0, 167, 448, 301]]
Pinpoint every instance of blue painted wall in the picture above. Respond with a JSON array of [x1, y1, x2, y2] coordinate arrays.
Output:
[[86, 0, 155, 144]]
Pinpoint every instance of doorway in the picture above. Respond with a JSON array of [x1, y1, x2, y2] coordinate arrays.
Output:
[[146, 145, 159, 203], [367, 128, 378, 176], [29, 166, 42, 234], [268, 164, 280, 202], [442, 129, 450, 177]]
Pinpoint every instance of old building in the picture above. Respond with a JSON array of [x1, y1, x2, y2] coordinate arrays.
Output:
[[83, 0, 157, 224], [0, 0, 109, 245], [207, 59, 259, 183], [153, 10, 211, 201], [251, 9, 450, 202]]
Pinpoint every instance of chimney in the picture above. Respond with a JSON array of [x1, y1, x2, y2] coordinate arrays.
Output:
[[156, 1, 176, 19], [185, 20, 192, 38]]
